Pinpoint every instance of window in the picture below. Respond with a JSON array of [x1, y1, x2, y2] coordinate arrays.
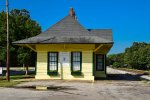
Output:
[[96, 54, 104, 71], [48, 52, 58, 72], [71, 52, 82, 72]]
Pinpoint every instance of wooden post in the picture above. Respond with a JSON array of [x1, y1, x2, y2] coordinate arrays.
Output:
[[6, 0, 10, 81]]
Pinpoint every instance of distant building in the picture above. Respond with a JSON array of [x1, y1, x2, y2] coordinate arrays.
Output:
[[13, 8, 113, 80]]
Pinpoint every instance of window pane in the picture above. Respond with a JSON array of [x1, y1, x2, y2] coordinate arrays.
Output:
[[73, 56, 80, 61], [73, 62, 80, 71], [50, 65, 56, 70], [72, 52, 81, 72], [98, 55, 103, 59], [77, 53, 80, 56], [73, 53, 76, 57], [48, 52, 58, 71], [97, 58, 102, 62], [50, 57, 53, 61], [49, 53, 52, 56], [97, 63, 103, 70], [73, 56, 76, 61], [50, 62, 57, 70], [76, 57, 80, 61], [49, 53, 57, 57]]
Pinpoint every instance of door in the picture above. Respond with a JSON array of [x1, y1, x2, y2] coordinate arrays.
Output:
[[96, 54, 104, 71], [59, 52, 70, 79], [94, 54, 106, 78]]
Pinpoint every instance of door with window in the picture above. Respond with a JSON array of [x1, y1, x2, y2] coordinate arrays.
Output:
[[94, 54, 106, 77], [96, 54, 105, 71]]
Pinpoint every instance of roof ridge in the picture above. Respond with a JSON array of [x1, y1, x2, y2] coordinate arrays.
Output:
[[88, 29, 112, 31]]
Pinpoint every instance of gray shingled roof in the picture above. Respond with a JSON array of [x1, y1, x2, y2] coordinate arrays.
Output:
[[13, 15, 113, 44], [89, 29, 113, 42]]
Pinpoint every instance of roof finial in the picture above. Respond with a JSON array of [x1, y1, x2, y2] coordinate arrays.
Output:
[[69, 7, 76, 19]]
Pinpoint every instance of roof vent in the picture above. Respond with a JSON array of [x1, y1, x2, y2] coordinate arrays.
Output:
[[69, 7, 77, 19]]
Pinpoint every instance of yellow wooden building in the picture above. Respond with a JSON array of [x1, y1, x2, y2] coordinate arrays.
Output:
[[13, 8, 113, 81]]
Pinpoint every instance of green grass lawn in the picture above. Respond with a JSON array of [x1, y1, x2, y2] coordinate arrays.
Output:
[[0, 67, 35, 87], [10, 74, 35, 80], [0, 80, 22, 87], [0, 74, 35, 87]]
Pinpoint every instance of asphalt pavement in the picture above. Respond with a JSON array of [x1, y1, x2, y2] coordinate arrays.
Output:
[[0, 67, 150, 100]]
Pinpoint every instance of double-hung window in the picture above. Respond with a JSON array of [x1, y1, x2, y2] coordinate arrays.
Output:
[[96, 54, 104, 71], [71, 52, 82, 72], [48, 52, 58, 73]]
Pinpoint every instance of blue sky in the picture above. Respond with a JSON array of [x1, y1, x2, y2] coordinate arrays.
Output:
[[0, 0, 150, 54]]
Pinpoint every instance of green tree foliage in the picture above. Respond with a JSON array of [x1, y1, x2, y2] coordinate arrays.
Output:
[[0, 9, 41, 67], [108, 42, 150, 70], [124, 42, 150, 70], [107, 53, 124, 68], [112, 62, 122, 68]]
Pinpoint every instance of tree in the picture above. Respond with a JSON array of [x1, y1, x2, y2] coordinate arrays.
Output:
[[0, 9, 41, 72], [107, 53, 124, 67], [124, 42, 150, 70], [108, 42, 150, 70]]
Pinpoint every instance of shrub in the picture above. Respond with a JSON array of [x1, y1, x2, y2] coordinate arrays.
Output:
[[112, 62, 122, 68]]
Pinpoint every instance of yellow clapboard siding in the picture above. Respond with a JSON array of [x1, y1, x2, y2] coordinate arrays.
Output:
[[36, 52, 48, 76], [35, 44, 109, 80], [82, 51, 93, 77], [35, 51, 94, 80]]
